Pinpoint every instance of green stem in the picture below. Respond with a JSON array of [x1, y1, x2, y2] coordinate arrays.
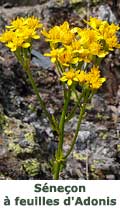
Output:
[[15, 50, 24, 66], [64, 90, 89, 159], [23, 58, 58, 132], [73, 88, 79, 101], [65, 90, 84, 122], [58, 89, 71, 154], [94, 57, 103, 66], [55, 60, 63, 77], [55, 60, 67, 99], [53, 89, 71, 179]]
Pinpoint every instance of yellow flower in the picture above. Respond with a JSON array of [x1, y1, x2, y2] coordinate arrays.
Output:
[[71, 29, 108, 61], [0, 16, 42, 52], [86, 17, 120, 51], [6, 17, 25, 30], [77, 70, 87, 83], [71, 40, 81, 53], [19, 28, 40, 40], [99, 24, 120, 50], [60, 69, 79, 86], [6, 35, 30, 52], [86, 66, 106, 89], [60, 66, 106, 89], [59, 21, 75, 45], [79, 29, 98, 46], [58, 47, 78, 66], [0, 30, 14, 43], [6, 16, 42, 31], [44, 48, 64, 63], [43, 17, 120, 65], [85, 16, 106, 30], [44, 47, 78, 66], [25, 16, 43, 30], [42, 21, 75, 45], [42, 26, 61, 43]]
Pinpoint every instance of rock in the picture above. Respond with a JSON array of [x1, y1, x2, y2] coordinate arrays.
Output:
[[65, 116, 78, 131], [0, 146, 8, 159], [19, 140, 30, 148], [31, 49, 51, 70], [76, 131, 91, 150], [23, 113, 37, 123], [22, 158, 40, 177], [3, 117, 37, 157], [0, 0, 43, 6], [0, 14, 7, 28], [0, 111, 53, 178], [3, 2, 13, 8], [97, 4, 117, 23], [63, 158, 84, 179], [106, 174, 115, 180], [91, 94, 106, 112]]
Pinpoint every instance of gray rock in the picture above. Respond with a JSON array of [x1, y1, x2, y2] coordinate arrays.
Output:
[[76, 131, 91, 150], [0, 146, 8, 159], [97, 4, 118, 23], [31, 50, 52, 70], [77, 131, 91, 142], [106, 174, 115, 180], [19, 140, 30, 148], [91, 94, 106, 112]]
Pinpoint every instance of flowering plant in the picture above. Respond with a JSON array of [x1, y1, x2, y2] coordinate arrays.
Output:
[[0, 16, 119, 179]]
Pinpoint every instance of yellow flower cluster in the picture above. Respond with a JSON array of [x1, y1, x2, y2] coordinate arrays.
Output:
[[43, 17, 120, 66], [85, 17, 120, 51], [60, 69, 80, 86], [0, 16, 42, 52], [0, 16, 119, 90], [43, 17, 120, 89], [60, 66, 106, 89]]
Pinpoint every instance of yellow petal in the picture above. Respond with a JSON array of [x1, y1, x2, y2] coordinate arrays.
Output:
[[51, 57, 56, 63], [60, 77, 67, 82], [6, 25, 13, 29], [41, 29, 49, 37], [67, 79, 72, 86], [32, 35, 40, 39], [73, 77, 78, 81], [71, 27, 81, 33], [98, 51, 108, 57], [116, 44, 120, 48], [44, 53, 51, 57], [22, 42, 30, 48], [11, 47, 17, 52], [100, 78, 106, 83]]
